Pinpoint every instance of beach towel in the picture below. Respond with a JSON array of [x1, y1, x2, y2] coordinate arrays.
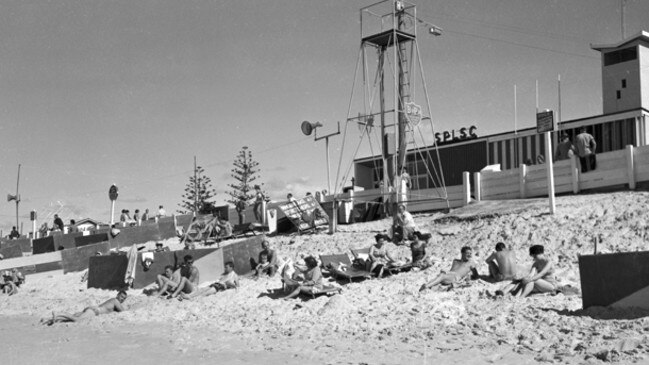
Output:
[[124, 245, 138, 286], [141, 252, 154, 263]]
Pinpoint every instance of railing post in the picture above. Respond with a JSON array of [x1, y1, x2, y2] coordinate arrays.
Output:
[[570, 155, 579, 194], [627, 144, 636, 190], [473, 172, 481, 202], [519, 164, 527, 199], [462, 171, 471, 205]]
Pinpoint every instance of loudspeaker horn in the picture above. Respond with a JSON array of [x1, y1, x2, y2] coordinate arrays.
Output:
[[301, 121, 323, 136]]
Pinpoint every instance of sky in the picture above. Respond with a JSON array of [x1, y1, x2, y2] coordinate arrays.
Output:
[[0, 0, 648, 233]]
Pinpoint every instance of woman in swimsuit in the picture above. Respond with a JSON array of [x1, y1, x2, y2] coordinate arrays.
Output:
[[368, 234, 396, 277], [41, 291, 127, 325], [410, 231, 432, 270], [518, 244, 558, 298], [283, 256, 323, 300]]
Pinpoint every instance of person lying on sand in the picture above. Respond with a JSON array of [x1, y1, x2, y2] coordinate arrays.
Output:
[[485, 242, 518, 282], [283, 256, 323, 300], [419, 246, 479, 292], [179, 261, 239, 300], [168, 255, 200, 299], [40, 291, 127, 325], [154, 265, 181, 297]]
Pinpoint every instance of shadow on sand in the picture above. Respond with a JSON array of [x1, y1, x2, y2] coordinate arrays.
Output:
[[542, 306, 649, 320]]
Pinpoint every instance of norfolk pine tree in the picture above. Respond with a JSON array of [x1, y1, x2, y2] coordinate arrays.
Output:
[[179, 165, 217, 214], [227, 146, 262, 224]]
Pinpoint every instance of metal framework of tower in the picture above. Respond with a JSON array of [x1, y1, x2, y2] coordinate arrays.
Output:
[[344, 0, 448, 212]]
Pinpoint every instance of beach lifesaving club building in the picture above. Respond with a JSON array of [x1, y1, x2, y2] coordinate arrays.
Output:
[[353, 31, 649, 192]]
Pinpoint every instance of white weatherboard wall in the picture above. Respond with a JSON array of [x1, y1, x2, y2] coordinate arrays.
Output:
[[321, 144, 649, 216], [476, 144, 647, 201]]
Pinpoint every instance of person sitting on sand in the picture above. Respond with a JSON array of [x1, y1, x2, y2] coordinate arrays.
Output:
[[40, 291, 127, 325], [393, 204, 417, 244], [1, 269, 25, 295], [179, 261, 239, 301], [485, 242, 518, 282], [283, 256, 323, 300], [516, 244, 558, 298], [419, 246, 479, 292], [410, 231, 433, 270], [252, 239, 279, 277], [168, 255, 200, 299], [254, 252, 271, 277], [154, 265, 181, 297], [369, 233, 397, 277]]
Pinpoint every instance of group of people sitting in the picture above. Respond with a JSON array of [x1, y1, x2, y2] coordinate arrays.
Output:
[[1, 269, 24, 296], [151, 254, 239, 301], [418, 242, 558, 298], [366, 225, 558, 298]]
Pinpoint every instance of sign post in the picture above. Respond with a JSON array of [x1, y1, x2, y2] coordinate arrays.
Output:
[[537, 110, 556, 214], [109, 184, 118, 225]]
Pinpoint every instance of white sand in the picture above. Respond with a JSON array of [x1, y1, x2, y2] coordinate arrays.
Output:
[[2, 191, 649, 364]]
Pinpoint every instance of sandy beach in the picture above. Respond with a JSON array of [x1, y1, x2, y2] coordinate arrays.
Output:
[[2, 191, 649, 364]]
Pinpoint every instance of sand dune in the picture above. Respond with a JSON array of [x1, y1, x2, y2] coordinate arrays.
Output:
[[2, 191, 649, 364]]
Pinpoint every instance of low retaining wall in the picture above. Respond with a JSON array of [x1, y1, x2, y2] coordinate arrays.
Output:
[[579, 251, 649, 309], [87, 236, 264, 290]]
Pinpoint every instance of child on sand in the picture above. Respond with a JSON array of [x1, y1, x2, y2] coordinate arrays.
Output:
[[419, 246, 479, 292], [254, 252, 270, 277], [40, 291, 127, 325]]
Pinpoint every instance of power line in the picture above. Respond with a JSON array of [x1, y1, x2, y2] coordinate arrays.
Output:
[[442, 28, 600, 61]]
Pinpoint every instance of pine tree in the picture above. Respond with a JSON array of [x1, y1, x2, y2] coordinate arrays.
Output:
[[227, 146, 262, 224], [178, 165, 217, 214]]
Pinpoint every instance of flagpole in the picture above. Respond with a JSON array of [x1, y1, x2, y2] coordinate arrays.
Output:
[[514, 85, 518, 166], [15, 164, 21, 231]]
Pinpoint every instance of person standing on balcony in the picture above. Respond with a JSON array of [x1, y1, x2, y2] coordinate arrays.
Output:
[[575, 127, 597, 172]]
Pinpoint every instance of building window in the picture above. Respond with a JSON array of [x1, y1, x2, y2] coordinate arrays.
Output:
[[604, 46, 637, 66], [622, 79, 627, 88], [617, 90, 621, 99]]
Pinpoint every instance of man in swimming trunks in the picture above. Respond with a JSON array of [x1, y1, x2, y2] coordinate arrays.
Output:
[[179, 261, 239, 300], [41, 291, 127, 325], [419, 246, 479, 292], [169, 255, 200, 299], [485, 242, 518, 282], [154, 265, 181, 297]]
